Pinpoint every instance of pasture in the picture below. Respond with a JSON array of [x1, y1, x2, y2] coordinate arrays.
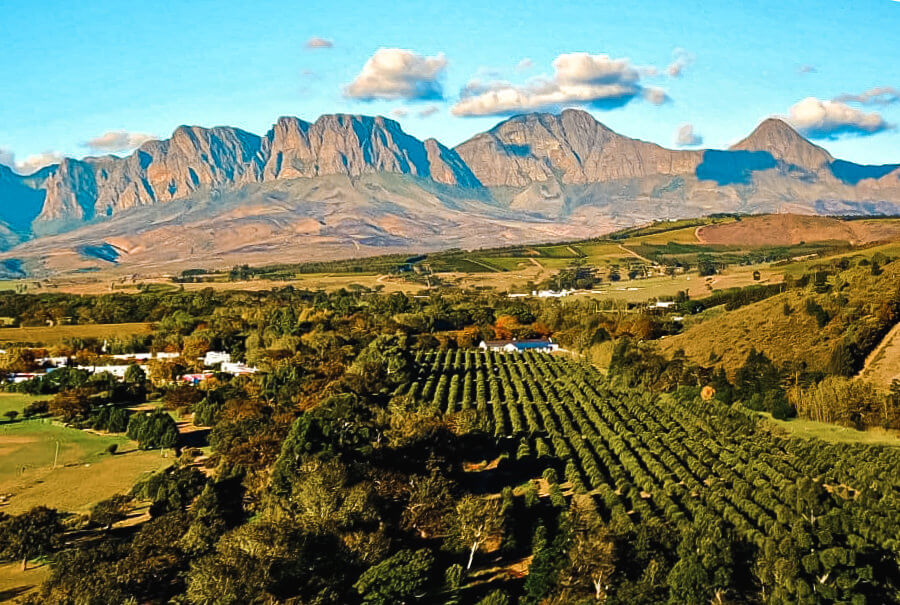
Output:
[[0, 393, 43, 417], [758, 412, 900, 447], [0, 322, 154, 345], [0, 419, 170, 515]]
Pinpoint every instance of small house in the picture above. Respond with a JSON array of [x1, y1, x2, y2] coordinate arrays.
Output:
[[478, 339, 559, 354]]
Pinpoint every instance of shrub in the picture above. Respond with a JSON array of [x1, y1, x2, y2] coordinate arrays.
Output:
[[126, 409, 178, 449]]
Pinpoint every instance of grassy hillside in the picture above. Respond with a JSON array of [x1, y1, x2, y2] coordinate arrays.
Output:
[[657, 257, 900, 375]]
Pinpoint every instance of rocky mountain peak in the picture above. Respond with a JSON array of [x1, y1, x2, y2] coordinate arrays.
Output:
[[730, 118, 833, 170], [455, 108, 701, 187]]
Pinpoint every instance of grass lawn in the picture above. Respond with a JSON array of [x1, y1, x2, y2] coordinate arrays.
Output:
[[758, 412, 900, 447], [625, 226, 701, 246], [0, 393, 44, 417], [573, 242, 627, 262], [0, 322, 154, 345], [0, 419, 171, 515]]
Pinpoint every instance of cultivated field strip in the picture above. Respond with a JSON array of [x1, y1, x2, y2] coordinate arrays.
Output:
[[407, 350, 900, 599]]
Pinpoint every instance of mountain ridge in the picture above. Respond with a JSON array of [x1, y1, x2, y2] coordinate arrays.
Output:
[[2, 109, 900, 276]]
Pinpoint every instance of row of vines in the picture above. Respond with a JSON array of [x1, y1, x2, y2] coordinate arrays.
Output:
[[405, 349, 900, 603]]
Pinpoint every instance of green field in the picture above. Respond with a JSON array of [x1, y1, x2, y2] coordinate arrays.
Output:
[[0, 419, 171, 514], [0, 393, 43, 417], [757, 412, 900, 447], [624, 225, 701, 246]]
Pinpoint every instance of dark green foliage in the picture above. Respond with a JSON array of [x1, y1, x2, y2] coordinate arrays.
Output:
[[192, 395, 224, 427], [0, 506, 65, 569], [90, 494, 132, 530], [186, 523, 357, 604], [696, 253, 718, 276], [354, 548, 434, 604], [91, 405, 131, 433], [476, 590, 511, 605], [14, 366, 91, 395], [132, 466, 207, 516], [827, 338, 858, 376], [540, 261, 602, 291], [522, 522, 564, 604], [39, 511, 191, 603], [126, 408, 178, 449], [22, 400, 49, 417], [271, 393, 375, 496]]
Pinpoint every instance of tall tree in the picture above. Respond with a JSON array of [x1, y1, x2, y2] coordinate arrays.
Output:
[[446, 496, 505, 570]]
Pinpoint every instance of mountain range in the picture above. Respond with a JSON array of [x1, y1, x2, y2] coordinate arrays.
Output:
[[1, 109, 899, 277]]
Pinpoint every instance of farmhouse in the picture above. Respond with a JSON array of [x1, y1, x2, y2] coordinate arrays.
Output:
[[479, 339, 559, 353]]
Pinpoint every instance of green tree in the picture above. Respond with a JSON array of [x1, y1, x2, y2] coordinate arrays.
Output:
[[443, 564, 464, 605], [556, 503, 617, 602], [126, 408, 178, 449], [0, 506, 64, 570], [354, 548, 434, 605], [446, 496, 505, 570], [826, 339, 856, 377], [91, 494, 133, 530], [186, 522, 354, 604]]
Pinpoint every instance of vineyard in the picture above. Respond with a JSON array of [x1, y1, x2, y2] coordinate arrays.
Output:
[[406, 350, 900, 602]]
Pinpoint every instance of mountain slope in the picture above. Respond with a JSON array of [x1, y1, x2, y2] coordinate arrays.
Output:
[[729, 118, 834, 171], [1, 174, 602, 276], [453, 109, 702, 187], [31, 114, 481, 237], [2, 109, 900, 276]]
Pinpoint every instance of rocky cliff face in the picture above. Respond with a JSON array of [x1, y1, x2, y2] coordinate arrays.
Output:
[[5, 109, 900, 244], [260, 114, 480, 187], [36, 125, 265, 231], [454, 109, 703, 187], [29, 114, 482, 235]]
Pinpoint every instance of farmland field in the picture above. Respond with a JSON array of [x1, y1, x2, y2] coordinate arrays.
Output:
[[0, 393, 43, 416], [0, 322, 154, 345], [404, 349, 900, 603], [0, 420, 170, 514]]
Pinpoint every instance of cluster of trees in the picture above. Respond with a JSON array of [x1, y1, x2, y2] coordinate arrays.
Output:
[[0, 264, 897, 603], [126, 409, 179, 449], [538, 261, 602, 291], [790, 376, 900, 429]]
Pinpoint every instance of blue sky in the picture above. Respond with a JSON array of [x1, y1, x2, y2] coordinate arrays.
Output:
[[1, 0, 899, 173]]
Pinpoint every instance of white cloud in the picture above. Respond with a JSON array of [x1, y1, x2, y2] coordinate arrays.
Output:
[[84, 130, 155, 153], [452, 52, 664, 117], [666, 47, 694, 78], [14, 151, 64, 175], [516, 58, 533, 72], [418, 104, 440, 118], [675, 123, 703, 146], [797, 64, 817, 74], [643, 87, 669, 105], [390, 107, 409, 118], [305, 37, 333, 49], [833, 86, 900, 106], [786, 97, 893, 139], [0, 148, 14, 170], [345, 48, 447, 101]]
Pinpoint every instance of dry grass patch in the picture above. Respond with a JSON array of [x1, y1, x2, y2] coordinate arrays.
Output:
[[0, 322, 153, 345]]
